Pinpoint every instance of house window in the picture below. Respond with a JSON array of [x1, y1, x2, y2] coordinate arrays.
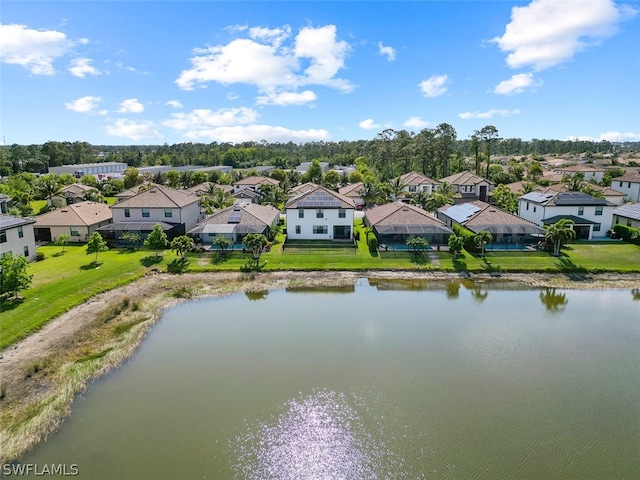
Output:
[[533, 206, 537, 213], [313, 225, 328, 234], [409, 186, 417, 193], [628, 182, 631, 188], [124, 208, 130, 218], [578, 206, 584, 215], [593, 223, 601, 232], [298, 210, 304, 218], [628, 220, 633, 227], [338, 209, 346, 218], [316, 209, 324, 218], [526, 202, 529, 211], [142, 208, 150, 218], [24, 245, 29, 257], [595, 206, 603, 216], [18, 226, 24, 238], [295, 225, 301, 234], [0, 231, 6, 243], [70, 227, 79, 237], [164, 208, 173, 218]]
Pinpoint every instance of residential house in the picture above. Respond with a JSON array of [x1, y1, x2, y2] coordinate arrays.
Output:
[[285, 185, 355, 240], [439, 171, 494, 203], [338, 182, 364, 207], [233, 176, 279, 194], [518, 191, 615, 239], [554, 164, 605, 183], [98, 185, 200, 242], [289, 182, 319, 198], [0, 214, 37, 261], [34, 201, 112, 243], [438, 201, 545, 248], [610, 173, 640, 202], [188, 202, 280, 246], [0, 194, 13, 214], [396, 171, 439, 197], [51, 183, 97, 207], [542, 183, 625, 206], [612, 203, 640, 229], [232, 189, 261, 204], [185, 182, 233, 196], [296, 161, 329, 175], [364, 201, 452, 248]]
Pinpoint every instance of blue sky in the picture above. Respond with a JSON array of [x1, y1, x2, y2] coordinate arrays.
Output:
[[1, 0, 639, 146]]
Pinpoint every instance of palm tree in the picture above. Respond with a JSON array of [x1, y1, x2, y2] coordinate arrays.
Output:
[[474, 230, 493, 256], [242, 233, 268, 266], [425, 192, 450, 213], [544, 219, 576, 256], [36, 174, 62, 206], [357, 181, 382, 208], [540, 288, 569, 312], [387, 177, 406, 201]]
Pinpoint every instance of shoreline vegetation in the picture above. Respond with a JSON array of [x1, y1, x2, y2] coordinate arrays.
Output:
[[1, 270, 639, 465]]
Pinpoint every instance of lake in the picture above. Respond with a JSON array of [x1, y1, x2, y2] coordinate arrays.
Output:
[[18, 279, 640, 479]]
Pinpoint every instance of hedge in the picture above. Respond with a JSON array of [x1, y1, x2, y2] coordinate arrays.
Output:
[[452, 224, 478, 252], [613, 224, 640, 245]]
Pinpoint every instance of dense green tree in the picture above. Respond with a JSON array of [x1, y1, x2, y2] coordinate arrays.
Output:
[[322, 170, 341, 190], [212, 236, 234, 253], [36, 174, 62, 205], [474, 230, 493, 256], [448, 234, 465, 258], [121, 231, 142, 249], [123, 167, 140, 189], [56, 233, 70, 253], [242, 233, 268, 266], [0, 253, 33, 300], [144, 224, 169, 256], [405, 235, 429, 253], [170, 235, 195, 258], [544, 219, 576, 256], [86, 232, 108, 263], [491, 184, 518, 213]]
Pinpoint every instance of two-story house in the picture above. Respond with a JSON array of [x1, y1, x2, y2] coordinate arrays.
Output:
[[395, 171, 440, 198], [285, 185, 355, 241], [518, 191, 615, 239], [554, 164, 605, 183], [439, 171, 494, 203], [232, 176, 279, 194], [0, 214, 37, 261], [610, 173, 640, 202], [98, 185, 200, 242]]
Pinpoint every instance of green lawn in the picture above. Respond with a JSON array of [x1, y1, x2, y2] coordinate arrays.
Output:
[[0, 244, 171, 349]]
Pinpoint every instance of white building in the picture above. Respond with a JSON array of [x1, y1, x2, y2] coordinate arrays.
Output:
[[49, 162, 128, 179], [396, 171, 440, 196], [554, 164, 605, 183], [518, 191, 615, 239], [285, 185, 355, 240], [0, 214, 37, 261], [610, 173, 640, 202], [612, 203, 640, 229]]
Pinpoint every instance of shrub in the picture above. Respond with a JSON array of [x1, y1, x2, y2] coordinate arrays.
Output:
[[367, 234, 378, 252], [613, 224, 640, 245], [35, 251, 45, 262], [452, 224, 478, 252]]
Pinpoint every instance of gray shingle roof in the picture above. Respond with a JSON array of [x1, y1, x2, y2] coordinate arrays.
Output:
[[613, 203, 640, 221], [0, 214, 36, 231]]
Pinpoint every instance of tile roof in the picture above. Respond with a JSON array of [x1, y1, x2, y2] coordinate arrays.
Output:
[[113, 185, 199, 208], [555, 164, 605, 172], [189, 202, 280, 234], [233, 176, 279, 187], [365, 201, 446, 227], [34, 201, 112, 227], [439, 171, 493, 186], [186, 182, 233, 195], [397, 171, 438, 186], [613, 203, 640, 221], [285, 185, 354, 209], [338, 182, 364, 196], [612, 173, 640, 183], [440, 201, 545, 235], [59, 183, 95, 196], [0, 214, 36, 231]]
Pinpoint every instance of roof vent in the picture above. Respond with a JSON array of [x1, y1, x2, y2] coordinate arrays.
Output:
[[402, 207, 409, 211]]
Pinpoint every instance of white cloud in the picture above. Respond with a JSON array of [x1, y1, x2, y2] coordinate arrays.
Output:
[[256, 90, 317, 106], [458, 109, 521, 119], [492, 0, 637, 71], [597, 131, 640, 142], [378, 42, 396, 61], [493, 73, 542, 95], [118, 98, 144, 114], [166, 100, 183, 109], [105, 119, 163, 141], [69, 58, 100, 78], [419, 74, 448, 98], [64, 96, 103, 113], [0, 23, 73, 75], [359, 119, 381, 130], [403, 117, 430, 129], [163, 107, 258, 131], [176, 24, 353, 94]]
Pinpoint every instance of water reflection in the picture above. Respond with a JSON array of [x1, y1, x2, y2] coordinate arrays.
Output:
[[232, 390, 405, 479], [245, 290, 269, 301], [446, 280, 461, 299], [539, 288, 569, 312], [632, 288, 640, 301]]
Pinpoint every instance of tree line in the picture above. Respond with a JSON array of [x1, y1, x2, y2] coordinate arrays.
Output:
[[1, 126, 636, 178]]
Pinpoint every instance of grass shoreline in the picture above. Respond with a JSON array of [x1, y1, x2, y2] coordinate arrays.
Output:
[[1, 270, 639, 465]]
